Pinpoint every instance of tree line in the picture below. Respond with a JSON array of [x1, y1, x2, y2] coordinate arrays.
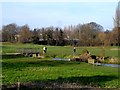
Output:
[[1, 21, 119, 46], [1, 2, 120, 46]]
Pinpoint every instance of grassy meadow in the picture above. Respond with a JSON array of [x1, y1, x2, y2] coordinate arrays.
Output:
[[1, 42, 120, 89], [2, 42, 119, 58]]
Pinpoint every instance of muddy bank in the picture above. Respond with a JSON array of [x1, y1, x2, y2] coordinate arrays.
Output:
[[1, 82, 112, 90]]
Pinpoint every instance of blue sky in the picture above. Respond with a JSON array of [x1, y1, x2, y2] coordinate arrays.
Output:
[[1, 2, 118, 30]]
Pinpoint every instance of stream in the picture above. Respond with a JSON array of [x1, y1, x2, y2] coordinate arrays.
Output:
[[100, 63, 120, 68], [53, 58, 120, 68]]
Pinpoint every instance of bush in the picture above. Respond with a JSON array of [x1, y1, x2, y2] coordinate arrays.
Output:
[[81, 49, 89, 55]]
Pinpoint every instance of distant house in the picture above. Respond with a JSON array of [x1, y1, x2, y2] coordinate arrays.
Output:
[[15, 34, 20, 42]]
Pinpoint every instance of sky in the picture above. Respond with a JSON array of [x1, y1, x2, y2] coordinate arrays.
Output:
[[1, 1, 119, 30]]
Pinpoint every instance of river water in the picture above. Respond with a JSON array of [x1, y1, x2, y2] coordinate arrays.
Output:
[[101, 63, 120, 68], [53, 58, 120, 68]]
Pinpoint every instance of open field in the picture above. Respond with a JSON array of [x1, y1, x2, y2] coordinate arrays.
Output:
[[1, 43, 120, 89], [2, 42, 119, 58]]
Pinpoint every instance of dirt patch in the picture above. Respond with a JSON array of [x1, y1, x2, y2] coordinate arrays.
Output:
[[111, 48, 120, 50]]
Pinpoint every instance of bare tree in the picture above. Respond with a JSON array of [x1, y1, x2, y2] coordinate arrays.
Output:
[[114, 1, 120, 28], [19, 25, 32, 43], [113, 1, 120, 46], [2, 23, 17, 42]]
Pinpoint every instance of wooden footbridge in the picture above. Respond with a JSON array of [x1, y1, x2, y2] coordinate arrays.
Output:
[[17, 48, 41, 57]]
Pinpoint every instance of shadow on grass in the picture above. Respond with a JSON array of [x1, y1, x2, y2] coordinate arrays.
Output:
[[2, 54, 26, 59], [2, 59, 79, 69], [30, 75, 118, 88], [2, 75, 119, 89]]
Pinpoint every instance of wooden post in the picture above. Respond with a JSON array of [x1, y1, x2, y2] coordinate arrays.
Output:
[[17, 79, 20, 90], [88, 58, 94, 65], [32, 54, 36, 58]]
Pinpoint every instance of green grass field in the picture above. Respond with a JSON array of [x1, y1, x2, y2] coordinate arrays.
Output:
[[1, 43, 120, 89], [2, 42, 119, 58]]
